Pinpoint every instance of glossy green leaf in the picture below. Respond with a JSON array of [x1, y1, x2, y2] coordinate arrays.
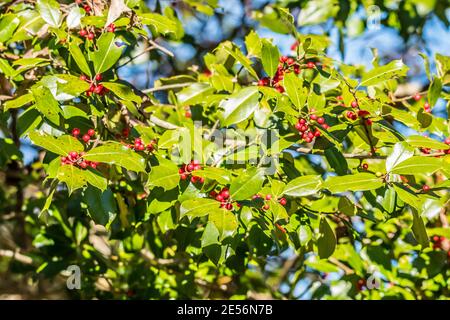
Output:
[[317, 216, 336, 259], [261, 39, 280, 77], [230, 168, 265, 201], [36, 0, 61, 27], [391, 156, 443, 175], [29, 132, 84, 156], [221, 87, 259, 126], [147, 158, 180, 191], [180, 198, 219, 218], [359, 60, 409, 87], [283, 175, 322, 197], [324, 173, 383, 193], [92, 32, 124, 74]]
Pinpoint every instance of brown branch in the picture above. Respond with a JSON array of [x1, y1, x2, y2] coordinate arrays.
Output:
[[296, 147, 387, 159], [0, 249, 33, 265]]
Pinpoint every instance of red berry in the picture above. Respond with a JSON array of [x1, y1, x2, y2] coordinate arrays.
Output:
[[432, 235, 440, 242], [95, 74, 102, 81], [365, 119, 373, 126], [79, 29, 87, 37], [180, 173, 188, 180], [79, 161, 88, 169], [61, 156, 67, 162], [225, 203, 233, 210], [307, 61, 315, 69], [294, 122, 302, 130], [107, 23, 115, 33], [279, 198, 287, 206], [90, 162, 98, 169], [216, 195, 224, 202], [199, 177, 205, 184], [279, 56, 288, 63], [136, 144, 145, 151], [314, 129, 321, 137], [93, 85, 103, 94], [185, 111, 192, 118], [413, 94, 421, 101], [69, 151, 78, 159], [351, 101, 358, 108], [286, 57, 295, 65], [262, 204, 270, 210], [265, 194, 272, 200], [337, 95, 343, 100], [71, 128, 80, 136], [79, 74, 87, 81], [290, 42, 299, 51], [87, 129, 95, 137], [276, 86, 285, 93], [87, 32, 95, 40], [221, 190, 230, 199], [187, 164, 194, 172], [82, 134, 90, 143], [362, 163, 369, 170], [304, 137, 312, 143], [122, 128, 130, 137], [310, 114, 318, 121], [317, 117, 325, 124], [190, 176, 198, 183], [422, 185, 430, 192], [75, 0, 83, 4], [293, 65, 301, 74], [444, 137, 450, 145], [258, 79, 266, 86], [83, 4, 91, 12], [209, 191, 217, 197]]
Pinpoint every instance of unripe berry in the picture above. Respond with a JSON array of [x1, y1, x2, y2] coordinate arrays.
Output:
[[82, 134, 90, 142], [72, 128, 80, 136], [87, 129, 95, 136]]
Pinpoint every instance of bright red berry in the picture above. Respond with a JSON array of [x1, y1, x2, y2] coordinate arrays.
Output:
[[185, 111, 192, 118], [71, 128, 80, 136], [221, 190, 230, 199], [286, 57, 295, 65], [107, 23, 115, 33], [422, 185, 430, 192], [216, 195, 224, 202], [93, 84, 104, 94], [262, 204, 270, 210], [79, 74, 87, 81], [95, 74, 102, 81], [307, 61, 315, 68], [444, 137, 450, 145], [87, 129, 95, 137], [225, 203, 233, 210], [83, 4, 91, 12], [265, 194, 272, 200], [136, 144, 145, 151], [79, 29, 87, 37], [310, 114, 317, 121], [351, 101, 358, 108], [82, 134, 90, 143], [317, 117, 325, 124], [279, 56, 288, 63], [279, 198, 287, 206], [69, 151, 78, 159], [362, 163, 369, 170], [87, 32, 95, 40], [90, 162, 97, 169], [413, 93, 421, 101], [79, 161, 88, 169]]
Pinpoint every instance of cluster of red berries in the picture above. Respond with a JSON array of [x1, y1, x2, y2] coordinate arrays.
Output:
[[75, 0, 91, 13], [61, 151, 99, 169], [294, 112, 328, 143], [126, 137, 156, 152], [431, 235, 447, 250], [252, 194, 287, 211], [78, 24, 116, 41], [345, 101, 373, 126], [179, 160, 204, 183], [257, 55, 316, 93], [210, 187, 233, 210], [72, 127, 95, 143], [80, 74, 108, 96]]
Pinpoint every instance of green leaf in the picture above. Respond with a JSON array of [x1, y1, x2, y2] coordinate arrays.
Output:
[[191, 167, 231, 184], [283, 175, 322, 197], [324, 147, 348, 175], [261, 39, 280, 77], [338, 197, 356, 216], [69, 42, 92, 77], [428, 77, 442, 107], [393, 184, 422, 210], [180, 198, 219, 218], [36, 0, 61, 27], [359, 60, 409, 87], [83, 142, 146, 172], [391, 156, 443, 175], [209, 208, 238, 239], [31, 86, 60, 125], [297, 0, 338, 26], [147, 157, 180, 191], [176, 82, 214, 106], [84, 187, 117, 227], [406, 135, 449, 151], [221, 87, 259, 126], [317, 216, 336, 259], [29, 132, 84, 156], [386, 141, 414, 172], [56, 164, 87, 194], [82, 168, 107, 191], [245, 30, 261, 57], [0, 14, 20, 43], [139, 13, 178, 37], [66, 5, 84, 29], [92, 32, 124, 74], [283, 72, 306, 110], [411, 209, 429, 248], [55, 74, 90, 97], [298, 225, 312, 246], [270, 200, 289, 222], [324, 173, 383, 193], [4, 93, 33, 111], [230, 168, 265, 201], [102, 82, 142, 104], [218, 41, 258, 79]]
